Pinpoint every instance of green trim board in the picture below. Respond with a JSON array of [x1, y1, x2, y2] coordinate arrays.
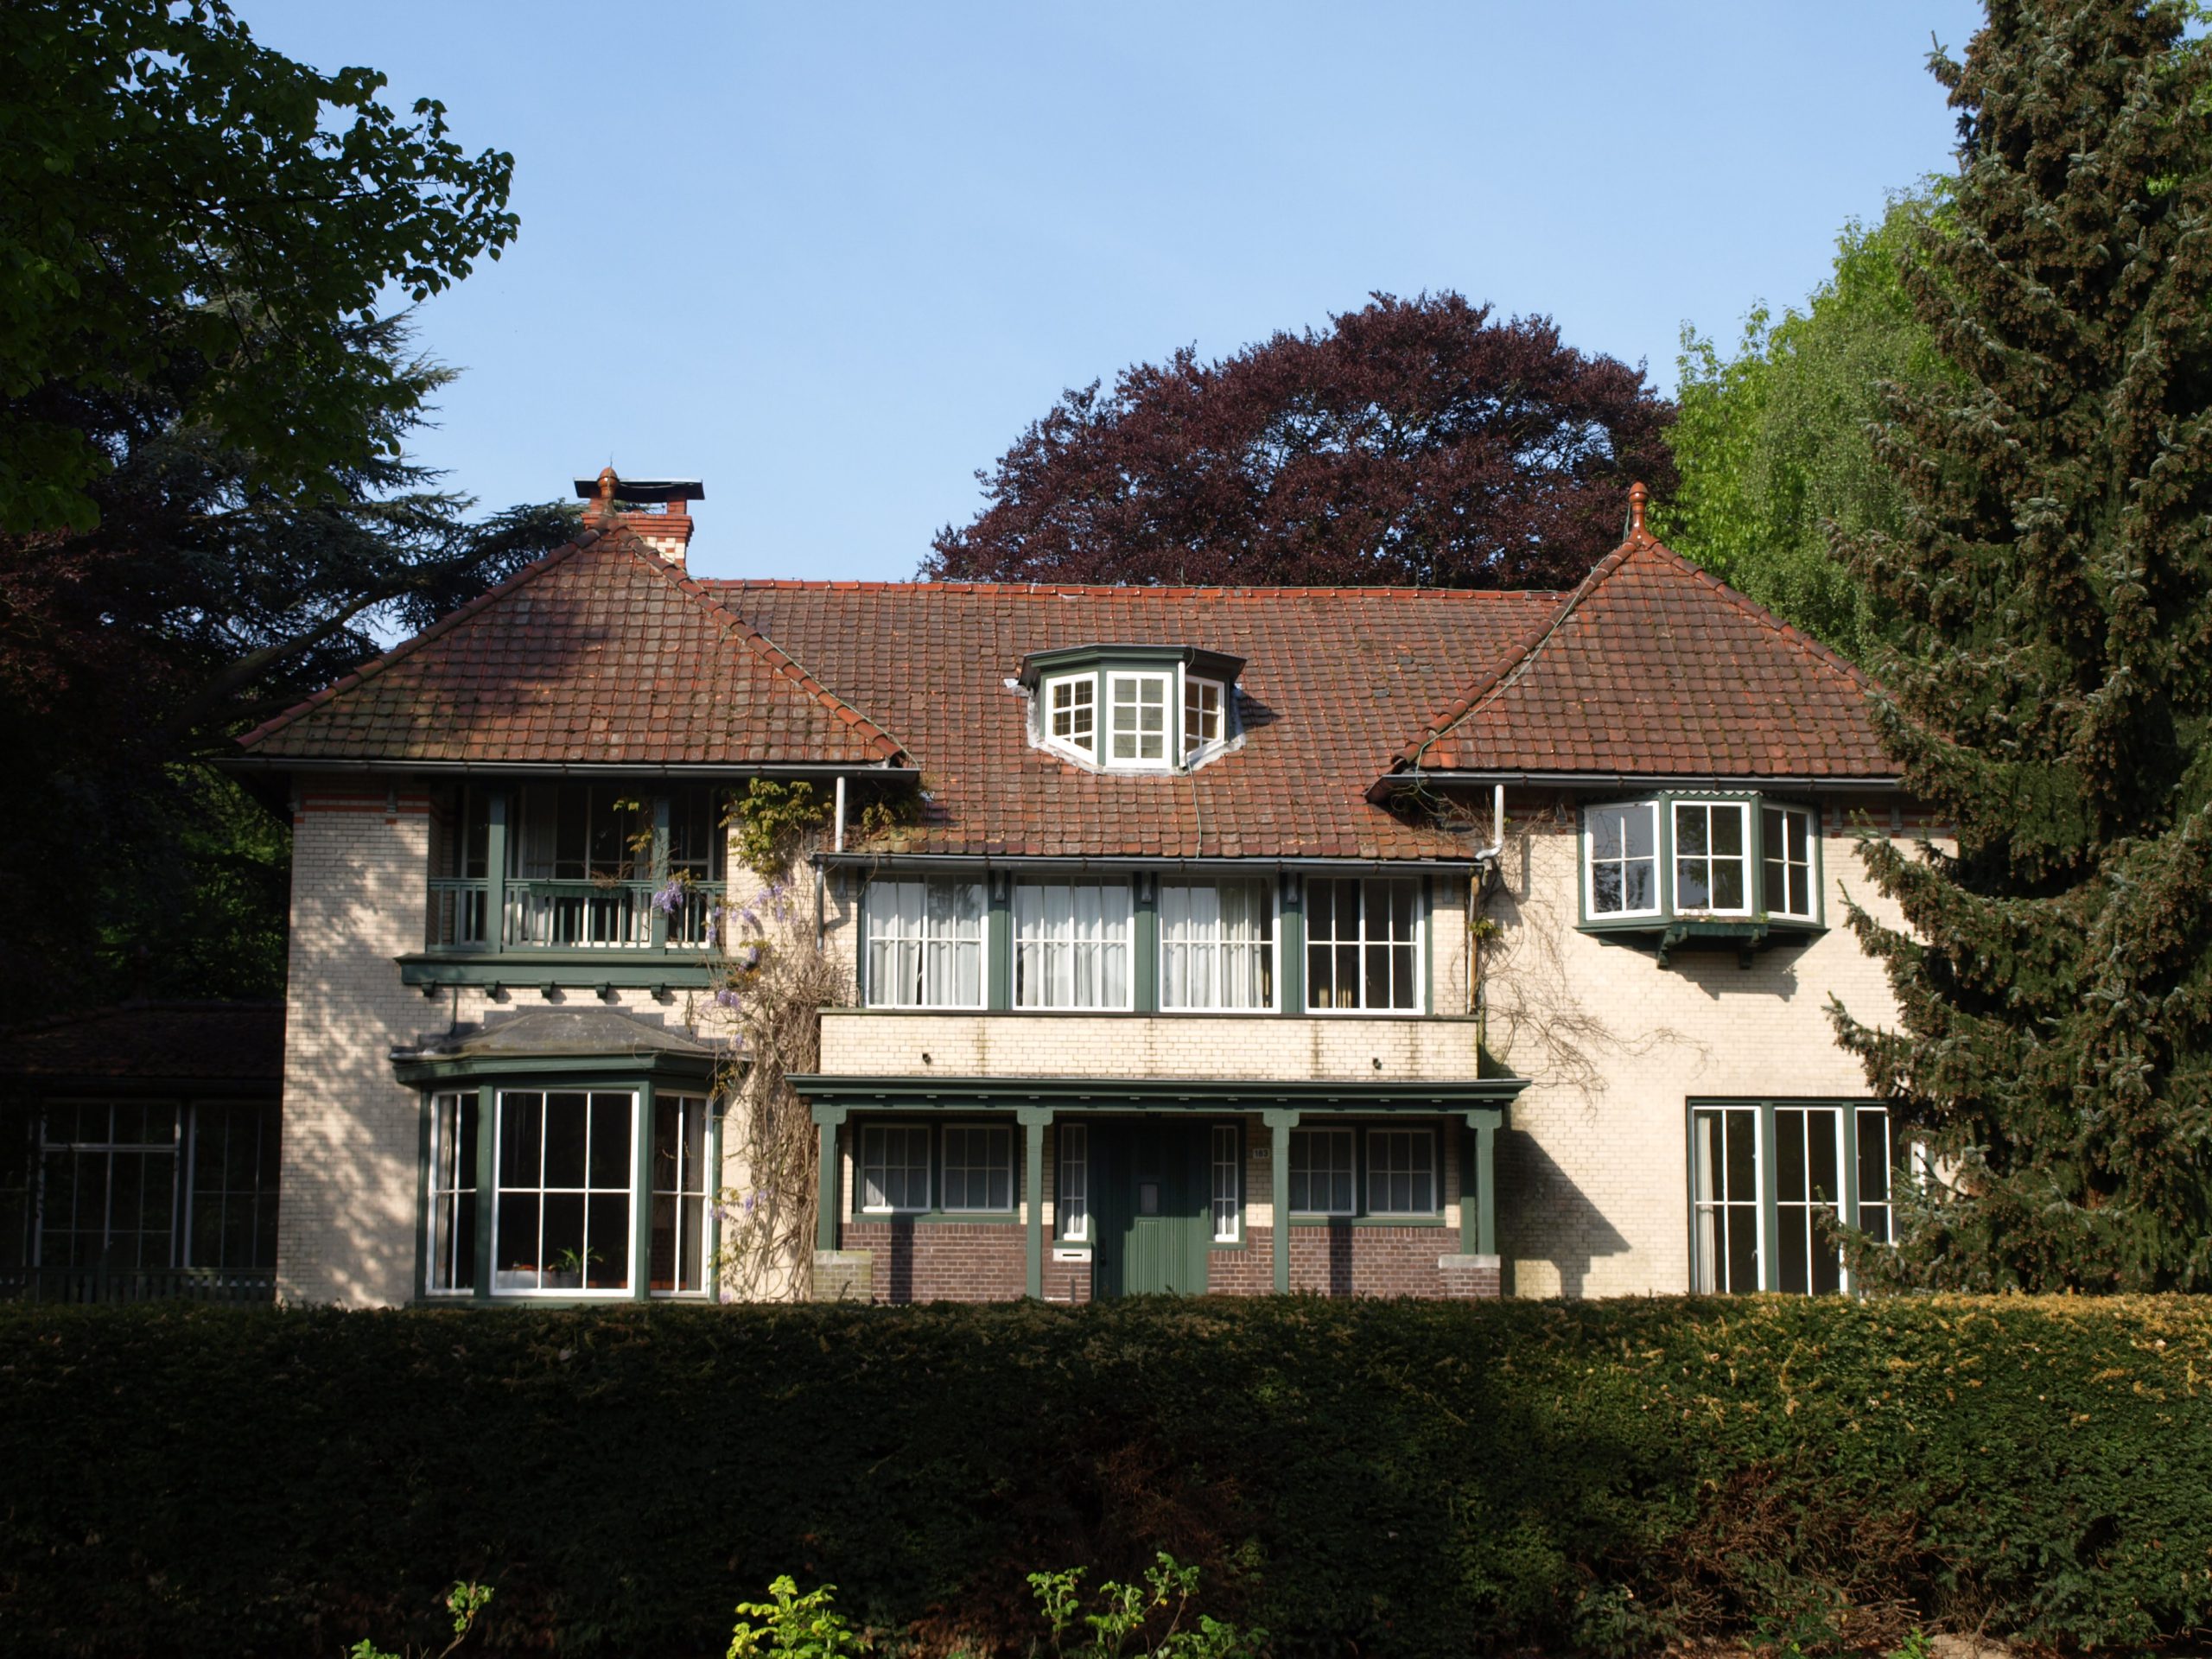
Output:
[[793, 1074, 1524, 1113], [391, 1052, 720, 1087], [398, 955, 713, 992]]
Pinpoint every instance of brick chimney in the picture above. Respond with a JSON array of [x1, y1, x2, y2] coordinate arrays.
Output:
[[575, 467, 703, 566]]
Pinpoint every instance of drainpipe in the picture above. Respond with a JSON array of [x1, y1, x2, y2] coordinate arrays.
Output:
[[1467, 784, 1504, 1023]]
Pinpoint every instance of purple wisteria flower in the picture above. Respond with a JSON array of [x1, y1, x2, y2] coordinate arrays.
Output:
[[651, 877, 686, 915], [714, 987, 743, 1009]]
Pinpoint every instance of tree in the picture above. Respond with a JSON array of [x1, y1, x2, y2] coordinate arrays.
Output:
[[0, 0, 519, 532], [1833, 0, 2212, 1290], [0, 6, 573, 1022], [927, 293, 1675, 590], [1654, 192, 1960, 660]]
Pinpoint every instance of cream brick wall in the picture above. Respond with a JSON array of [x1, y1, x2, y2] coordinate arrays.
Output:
[[1483, 825, 1913, 1297]]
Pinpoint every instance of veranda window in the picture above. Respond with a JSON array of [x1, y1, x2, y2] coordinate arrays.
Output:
[[1366, 1128, 1437, 1216], [493, 1090, 635, 1294], [1159, 880, 1274, 1010], [651, 1094, 712, 1294], [859, 1124, 932, 1213], [1305, 878, 1421, 1012], [1058, 1124, 1090, 1242], [1014, 880, 1133, 1008], [941, 1124, 1014, 1212], [1211, 1123, 1241, 1243], [33, 1102, 180, 1269], [864, 878, 986, 1008], [1287, 1127, 1356, 1217]]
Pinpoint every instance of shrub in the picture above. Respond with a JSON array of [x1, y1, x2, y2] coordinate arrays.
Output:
[[0, 1296, 2207, 1656]]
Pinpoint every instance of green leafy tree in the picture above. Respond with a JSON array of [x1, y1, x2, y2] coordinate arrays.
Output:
[[1655, 191, 1958, 660], [1833, 0, 2212, 1289], [0, 0, 518, 531]]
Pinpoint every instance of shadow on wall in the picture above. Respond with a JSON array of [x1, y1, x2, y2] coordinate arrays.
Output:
[[1497, 1127, 1630, 1300]]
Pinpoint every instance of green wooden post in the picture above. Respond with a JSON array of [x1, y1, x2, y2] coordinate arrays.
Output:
[[484, 791, 509, 953], [1279, 875, 1305, 1014], [988, 875, 1012, 1011], [1019, 1107, 1051, 1300], [1134, 876, 1159, 1012], [814, 1107, 845, 1253], [472, 1082, 496, 1301], [1262, 1108, 1300, 1294], [632, 1080, 656, 1300], [1466, 1107, 1500, 1257]]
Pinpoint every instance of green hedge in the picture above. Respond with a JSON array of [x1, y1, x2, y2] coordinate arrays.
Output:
[[1, 1296, 2207, 1656]]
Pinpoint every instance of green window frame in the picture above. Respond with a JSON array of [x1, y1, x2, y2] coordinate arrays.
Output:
[[1688, 1098, 1896, 1295], [1287, 1123, 1446, 1223], [851, 1119, 1021, 1223]]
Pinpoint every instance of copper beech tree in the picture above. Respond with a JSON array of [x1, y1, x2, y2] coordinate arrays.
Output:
[[928, 292, 1676, 589]]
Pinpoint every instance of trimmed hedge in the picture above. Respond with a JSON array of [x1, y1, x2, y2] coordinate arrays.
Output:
[[1, 1296, 2208, 1656]]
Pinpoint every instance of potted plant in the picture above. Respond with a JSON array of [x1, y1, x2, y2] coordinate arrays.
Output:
[[543, 1245, 599, 1290]]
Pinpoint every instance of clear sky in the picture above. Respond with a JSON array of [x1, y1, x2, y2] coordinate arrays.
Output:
[[246, 1, 1984, 582]]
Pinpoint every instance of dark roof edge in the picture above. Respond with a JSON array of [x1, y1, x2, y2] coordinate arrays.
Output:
[[1371, 770, 1904, 796], [813, 851, 1480, 871], [219, 757, 918, 780]]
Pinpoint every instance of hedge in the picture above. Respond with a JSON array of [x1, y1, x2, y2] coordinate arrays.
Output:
[[1, 1295, 2208, 1656]]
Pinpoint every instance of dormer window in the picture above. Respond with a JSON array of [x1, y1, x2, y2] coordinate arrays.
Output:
[[1580, 792, 1826, 954], [1020, 645, 1246, 774]]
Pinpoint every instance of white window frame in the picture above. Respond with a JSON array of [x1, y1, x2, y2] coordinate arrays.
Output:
[[1057, 1123, 1089, 1242], [940, 1122, 1016, 1214], [1287, 1126, 1357, 1217], [650, 1092, 713, 1297], [857, 1122, 932, 1215], [1013, 880, 1135, 1011], [1671, 798, 1754, 918], [426, 1090, 478, 1296], [1044, 672, 1098, 760], [1364, 1128, 1439, 1217], [1583, 800, 1662, 920], [490, 1088, 639, 1298], [1183, 674, 1226, 762], [1760, 802, 1820, 922], [1211, 1122, 1242, 1243], [863, 877, 987, 1009], [1105, 671, 1173, 770], [1158, 879, 1279, 1013], [1303, 876, 1425, 1015], [1690, 1102, 1896, 1296]]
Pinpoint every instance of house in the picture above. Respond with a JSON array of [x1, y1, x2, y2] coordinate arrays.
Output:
[[226, 469, 1920, 1307]]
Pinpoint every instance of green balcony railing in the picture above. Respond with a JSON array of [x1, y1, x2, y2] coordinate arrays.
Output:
[[429, 878, 721, 953], [0, 1265, 276, 1305]]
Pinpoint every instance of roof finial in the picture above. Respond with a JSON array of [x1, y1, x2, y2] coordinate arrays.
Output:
[[1627, 480, 1649, 539]]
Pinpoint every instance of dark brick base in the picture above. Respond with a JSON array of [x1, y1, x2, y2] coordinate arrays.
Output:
[[840, 1221, 1023, 1304]]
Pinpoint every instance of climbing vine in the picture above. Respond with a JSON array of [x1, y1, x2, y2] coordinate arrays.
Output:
[[728, 781, 830, 880]]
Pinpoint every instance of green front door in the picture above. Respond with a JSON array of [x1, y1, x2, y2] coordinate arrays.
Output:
[[1090, 1119, 1210, 1297]]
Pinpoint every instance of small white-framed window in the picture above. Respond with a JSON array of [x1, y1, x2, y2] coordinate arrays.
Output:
[[1585, 801, 1661, 918], [1058, 1123, 1089, 1242], [1159, 880, 1275, 1010], [1107, 672, 1171, 768], [493, 1089, 635, 1294], [650, 1093, 712, 1295], [1689, 1103, 1760, 1294], [1183, 676, 1224, 760], [1673, 799, 1751, 915], [1366, 1128, 1437, 1216], [1287, 1127, 1356, 1217], [1211, 1123, 1241, 1243], [1761, 803, 1818, 920], [858, 1123, 931, 1214], [1014, 880, 1133, 1009], [1305, 877, 1421, 1013], [864, 878, 986, 1008], [427, 1091, 478, 1294], [1046, 674, 1096, 757], [941, 1124, 1014, 1212]]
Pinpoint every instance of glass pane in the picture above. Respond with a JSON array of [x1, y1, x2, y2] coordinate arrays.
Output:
[[543, 1093, 588, 1189], [588, 1094, 631, 1188], [1677, 805, 1708, 856], [1713, 806, 1744, 856], [1713, 860, 1745, 909], [1677, 861, 1711, 909], [1777, 1111, 1806, 1202], [1623, 804, 1655, 859], [1592, 863, 1624, 913], [1625, 859, 1656, 910], [1590, 810, 1623, 861], [584, 1193, 629, 1289]]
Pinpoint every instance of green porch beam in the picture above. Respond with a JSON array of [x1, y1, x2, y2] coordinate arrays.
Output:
[[1262, 1108, 1300, 1294], [485, 790, 508, 955], [1018, 1106, 1052, 1300], [1465, 1107, 1500, 1257]]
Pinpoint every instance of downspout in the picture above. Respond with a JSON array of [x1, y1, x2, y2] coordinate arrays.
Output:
[[1468, 783, 1503, 1023], [816, 776, 848, 950]]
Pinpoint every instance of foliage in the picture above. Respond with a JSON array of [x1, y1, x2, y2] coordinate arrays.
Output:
[[730, 781, 832, 881], [0, 0, 519, 532], [350, 1581, 493, 1659], [1653, 191, 1960, 659], [1029, 1554, 1264, 1659], [928, 292, 1675, 590], [728, 1577, 869, 1659], [2, 1296, 2209, 1656], [1829, 3, 2212, 1288]]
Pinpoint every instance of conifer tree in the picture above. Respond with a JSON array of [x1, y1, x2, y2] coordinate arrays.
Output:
[[1834, 2, 2212, 1288]]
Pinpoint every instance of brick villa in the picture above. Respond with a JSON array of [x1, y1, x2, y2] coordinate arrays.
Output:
[[90, 468, 1916, 1307]]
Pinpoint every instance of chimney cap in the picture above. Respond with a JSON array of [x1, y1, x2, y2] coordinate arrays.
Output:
[[573, 474, 705, 505]]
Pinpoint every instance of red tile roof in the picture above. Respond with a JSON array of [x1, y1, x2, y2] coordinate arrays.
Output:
[[1386, 531, 1892, 782], [715, 582, 1559, 858], [238, 527, 906, 766]]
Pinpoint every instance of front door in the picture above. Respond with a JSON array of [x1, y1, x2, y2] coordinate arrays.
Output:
[[1090, 1119, 1210, 1297]]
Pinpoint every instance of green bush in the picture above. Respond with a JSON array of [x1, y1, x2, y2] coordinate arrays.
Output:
[[0, 1296, 2206, 1656]]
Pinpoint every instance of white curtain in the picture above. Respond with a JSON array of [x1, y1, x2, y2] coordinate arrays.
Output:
[[1160, 880, 1270, 1009], [866, 879, 983, 1007], [1014, 882, 1131, 1008]]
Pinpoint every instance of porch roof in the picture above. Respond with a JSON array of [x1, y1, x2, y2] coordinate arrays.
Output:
[[789, 1071, 1524, 1117]]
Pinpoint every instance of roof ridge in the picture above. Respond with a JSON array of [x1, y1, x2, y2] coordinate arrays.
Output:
[[713, 578, 1562, 601], [645, 542, 911, 763], [237, 528, 603, 752]]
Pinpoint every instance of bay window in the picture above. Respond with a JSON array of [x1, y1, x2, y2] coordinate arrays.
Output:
[[864, 878, 986, 1007], [1014, 880, 1133, 1009], [427, 1091, 478, 1294], [493, 1089, 635, 1294], [1305, 878, 1421, 1012], [1160, 880, 1275, 1010], [650, 1094, 712, 1294], [1581, 794, 1823, 934]]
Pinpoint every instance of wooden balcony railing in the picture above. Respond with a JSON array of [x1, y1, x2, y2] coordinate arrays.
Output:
[[0, 1265, 276, 1306], [428, 879, 721, 953]]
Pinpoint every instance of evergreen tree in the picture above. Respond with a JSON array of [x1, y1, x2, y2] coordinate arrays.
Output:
[[1834, 1, 2212, 1289]]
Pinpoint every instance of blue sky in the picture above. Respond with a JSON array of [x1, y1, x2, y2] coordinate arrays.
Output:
[[249, 1, 1983, 582]]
